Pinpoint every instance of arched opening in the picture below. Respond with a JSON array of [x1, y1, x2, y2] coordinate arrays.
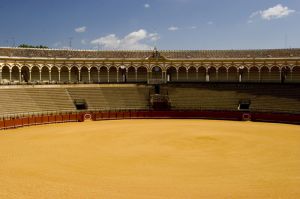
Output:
[[151, 66, 162, 80], [70, 67, 79, 83], [249, 67, 259, 82], [90, 67, 98, 83], [198, 67, 206, 82], [188, 66, 197, 82], [239, 67, 248, 82], [60, 66, 69, 83], [166, 66, 177, 82], [178, 67, 187, 81], [137, 66, 147, 82], [260, 67, 269, 82], [218, 67, 227, 82], [31, 66, 40, 82], [228, 67, 238, 82], [99, 67, 108, 83], [41, 66, 50, 82], [109, 66, 118, 83], [127, 67, 136, 82], [21, 66, 30, 83], [270, 67, 280, 82], [292, 66, 300, 83], [1, 66, 10, 82], [11, 66, 20, 82], [81, 67, 89, 83], [282, 67, 292, 83], [118, 67, 126, 83], [51, 66, 59, 83], [208, 67, 217, 82]]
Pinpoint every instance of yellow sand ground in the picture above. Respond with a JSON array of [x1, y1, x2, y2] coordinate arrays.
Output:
[[0, 119, 300, 199]]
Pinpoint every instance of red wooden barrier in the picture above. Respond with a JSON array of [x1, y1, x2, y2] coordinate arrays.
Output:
[[69, 114, 77, 121], [35, 116, 43, 125], [42, 116, 49, 124], [55, 115, 63, 123], [14, 118, 23, 128], [130, 111, 138, 118], [62, 115, 70, 122], [109, 112, 117, 119], [124, 112, 131, 119], [0, 120, 4, 129], [28, 117, 36, 125], [48, 115, 56, 123], [117, 112, 123, 119], [102, 112, 109, 119], [22, 117, 29, 126], [4, 119, 15, 129]]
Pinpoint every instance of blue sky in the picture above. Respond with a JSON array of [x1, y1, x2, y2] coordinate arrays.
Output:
[[0, 0, 299, 50]]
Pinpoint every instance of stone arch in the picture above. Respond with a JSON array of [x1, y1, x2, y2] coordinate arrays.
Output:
[[228, 67, 238, 82], [239, 67, 248, 82], [127, 66, 136, 82], [178, 66, 187, 81], [60, 66, 69, 83], [90, 67, 98, 83], [21, 66, 30, 83], [80, 66, 89, 83], [188, 66, 197, 81], [31, 66, 40, 82], [11, 65, 20, 82], [249, 67, 259, 82], [137, 66, 147, 82], [118, 67, 126, 83], [109, 66, 118, 83], [1, 65, 10, 82], [208, 67, 217, 82], [260, 66, 269, 82], [41, 66, 50, 82], [218, 67, 227, 82], [166, 66, 177, 82], [151, 66, 162, 80], [292, 66, 300, 82], [50, 66, 59, 83], [269, 66, 280, 82], [198, 67, 206, 82], [70, 66, 79, 83], [99, 66, 108, 83]]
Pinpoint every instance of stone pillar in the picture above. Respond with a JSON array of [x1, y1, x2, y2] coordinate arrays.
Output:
[[107, 69, 110, 83], [19, 71, 22, 82], [206, 68, 209, 82], [196, 68, 199, 81], [135, 68, 138, 82], [98, 69, 100, 83], [88, 69, 91, 83], [68, 69, 71, 82], [186, 70, 189, 81], [9, 69, 12, 82], [176, 69, 179, 81], [58, 70, 61, 83], [216, 69, 219, 81], [29, 70, 32, 82], [78, 70, 81, 82], [39, 69, 42, 82], [258, 69, 261, 82], [116, 69, 119, 83], [0, 71, 2, 83], [226, 69, 229, 81], [247, 68, 250, 82], [49, 71, 52, 83]]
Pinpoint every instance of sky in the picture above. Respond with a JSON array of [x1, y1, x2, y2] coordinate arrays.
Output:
[[0, 0, 299, 50]]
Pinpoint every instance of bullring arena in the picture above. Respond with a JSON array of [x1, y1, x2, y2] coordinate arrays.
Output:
[[1, 47, 300, 198]]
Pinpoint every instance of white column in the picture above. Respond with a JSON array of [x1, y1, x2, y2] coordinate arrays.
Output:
[[116, 69, 119, 83], [29, 70, 32, 82], [88, 69, 91, 83], [135, 68, 138, 82], [176, 69, 179, 81], [216, 69, 219, 81], [58, 70, 61, 83], [206, 68, 209, 82], [39, 69, 42, 82], [186, 70, 189, 81], [226, 69, 229, 81], [19, 71, 22, 82], [78, 70, 81, 82], [98, 69, 100, 83], [196, 68, 199, 81], [68, 69, 71, 82], [49, 71, 52, 83], [9, 69, 12, 82], [107, 69, 110, 83]]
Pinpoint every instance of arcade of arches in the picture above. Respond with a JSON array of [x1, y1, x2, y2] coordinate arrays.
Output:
[[0, 63, 300, 84]]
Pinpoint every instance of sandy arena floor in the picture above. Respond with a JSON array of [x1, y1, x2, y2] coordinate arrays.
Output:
[[0, 119, 300, 199]]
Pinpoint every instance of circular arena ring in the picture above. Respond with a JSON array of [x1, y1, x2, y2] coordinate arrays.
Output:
[[0, 119, 300, 198]]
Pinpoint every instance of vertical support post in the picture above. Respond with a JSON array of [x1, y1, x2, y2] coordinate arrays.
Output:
[[107, 69, 110, 83], [58, 70, 61, 83], [9, 69, 12, 82], [116, 69, 119, 83], [196, 68, 199, 81], [19, 71, 22, 82], [206, 68, 209, 82], [186, 69, 189, 81], [29, 69, 32, 82], [176, 69, 179, 81], [39, 69, 42, 82], [68, 69, 71, 82], [78, 70, 81, 82], [49, 70, 52, 83], [135, 68, 138, 82], [226, 68, 229, 81], [88, 69, 91, 83]]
